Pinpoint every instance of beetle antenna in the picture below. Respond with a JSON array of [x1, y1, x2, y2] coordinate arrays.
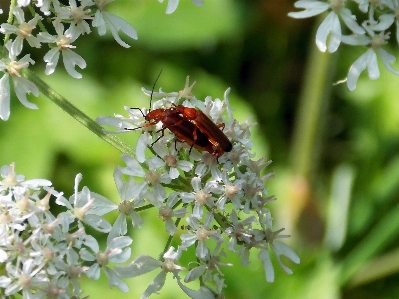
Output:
[[150, 69, 163, 111]]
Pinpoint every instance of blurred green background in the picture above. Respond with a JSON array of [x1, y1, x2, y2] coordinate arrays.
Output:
[[1, 0, 399, 298]]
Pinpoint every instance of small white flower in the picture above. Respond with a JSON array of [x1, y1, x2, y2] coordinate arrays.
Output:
[[0, 44, 39, 120], [56, 174, 117, 232], [93, 0, 138, 48], [4, 259, 48, 297], [35, 0, 53, 15], [157, 192, 187, 235], [181, 213, 222, 259], [180, 177, 220, 219], [37, 20, 86, 78], [342, 22, 399, 90], [108, 167, 145, 241], [80, 235, 133, 292], [123, 247, 185, 298], [0, 7, 42, 56], [289, 0, 365, 52], [0, 163, 51, 195]]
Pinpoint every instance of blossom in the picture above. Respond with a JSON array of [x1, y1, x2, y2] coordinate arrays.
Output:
[[181, 213, 222, 259], [0, 163, 134, 297], [118, 154, 170, 207], [0, 6, 41, 56], [54, 0, 94, 37], [93, 0, 138, 48], [288, 0, 365, 53], [56, 174, 117, 232], [3, 259, 48, 297], [80, 235, 133, 292], [342, 21, 399, 90], [0, 43, 39, 121], [108, 167, 145, 241], [0, 163, 51, 195], [122, 247, 186, 298], [37, 20, 86, 78], [157, 192, 187, 235], [179, 176, 221, 219]]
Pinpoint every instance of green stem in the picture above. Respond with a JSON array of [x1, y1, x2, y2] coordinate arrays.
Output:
[[4, 0, 17, 45], [290, 18, 333, 177], [22, 68, 135, 156]]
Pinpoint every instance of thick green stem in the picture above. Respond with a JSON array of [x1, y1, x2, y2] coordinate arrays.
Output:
[[290, 29, 332, 177], [22, 68, 135, 156]]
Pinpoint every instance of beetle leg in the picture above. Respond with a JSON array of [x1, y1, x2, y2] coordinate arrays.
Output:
[[151, 127, 166, 146], [217, 123, 226, 131]]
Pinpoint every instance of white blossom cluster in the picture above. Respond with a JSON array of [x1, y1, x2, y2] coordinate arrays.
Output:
[[0, 163, 134, 298], [289, 0, 399, 90], [0, 0, 203, 121], [97, 78, 300, 298]]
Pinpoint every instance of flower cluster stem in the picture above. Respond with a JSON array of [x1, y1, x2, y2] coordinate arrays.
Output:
[[22, 69, 135, 156]]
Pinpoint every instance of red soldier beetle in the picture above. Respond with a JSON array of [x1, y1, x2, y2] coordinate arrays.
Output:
[[128, 71, 224, 157], [173, 105, 233, 156], [141, 107, 216, 155]]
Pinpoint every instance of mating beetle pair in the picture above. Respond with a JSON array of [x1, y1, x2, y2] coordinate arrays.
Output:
[[131, 78, 232, 158], [143, 105, 232, 157]]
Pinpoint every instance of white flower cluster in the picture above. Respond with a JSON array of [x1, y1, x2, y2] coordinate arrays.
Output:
[[289, 0, 399, 90], [0, 163, 133, 298], [97, 78, 300, 298], [0, 0, 203, 121]]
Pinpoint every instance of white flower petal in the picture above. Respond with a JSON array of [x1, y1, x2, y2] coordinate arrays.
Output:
[[0, 74, 11, 120], [108, 236, 133, 250], [176, 277, 215, 299], [165, 0, 179, 14], [13, 7, 25, 24], [141, 271, 167, 299], [102, 12, 138, 48], [288, 0, 329, 19], [366, 50, 380, 80], [136, 133, 151, 163], [378, 47, 399, 75], [12, 76, 39, 109], [130, 255, 162, 277], [340, 8, 365, 34], [347, 49, 377, 91], [93, 10, 106, 36], [258, 249, 274, 283], [169, 167, 179, 179], [341, 34, 370, 46], [62, 48, 86, 79], [369, 14, 394, 31], [273, 240, 300, 264], [37, 32, 56, 43], [43, 48, 60, 75], [11, 37, 23, 57], [316, 11, 341, 53], [104, 267, 130, 292]]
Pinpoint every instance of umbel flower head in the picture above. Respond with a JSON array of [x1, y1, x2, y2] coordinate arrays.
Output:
[[0, 163, 133, 297], [288, 0, 399, 90], [97, 76, 300, 297]]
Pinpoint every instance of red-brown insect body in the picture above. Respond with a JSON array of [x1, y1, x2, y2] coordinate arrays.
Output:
[[144, 108, 216, 155], [174, 106, 233, 156], [133, 72, 230, 158]]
